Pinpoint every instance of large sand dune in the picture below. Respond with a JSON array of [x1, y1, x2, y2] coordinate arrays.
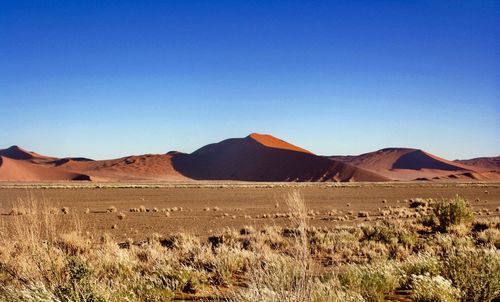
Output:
[[172, 134, 388, 182]]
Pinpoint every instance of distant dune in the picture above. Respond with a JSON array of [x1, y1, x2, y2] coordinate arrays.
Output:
[[0, 135, 498, 182], [328, 148, 500, 181], [454, 156, 500, 171], [53, 154, 188, 181]]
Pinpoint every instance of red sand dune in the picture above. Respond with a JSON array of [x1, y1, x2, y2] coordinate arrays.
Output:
[[54, 154, 188, 181], [0, 146, 56, 164], [454, 156, 500, 171], [0, 146, 186, 182], [328, 148, 493, 181], [171, 134, 389, 182], [0, 156, 90, 181]]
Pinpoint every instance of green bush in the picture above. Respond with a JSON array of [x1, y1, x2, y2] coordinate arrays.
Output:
[[423, 196, 473, 233], [53, 257, 106, 302]]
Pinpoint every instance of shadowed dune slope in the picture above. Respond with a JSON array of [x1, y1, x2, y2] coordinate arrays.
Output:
[[172, 134, 389, 182], [454, 156, 500, 171], [0, 146, 56, 163], [0, 156, 91, 181], [392, 149, 470, 171]]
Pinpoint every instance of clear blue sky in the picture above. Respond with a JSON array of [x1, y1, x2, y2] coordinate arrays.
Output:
[[1, 0, 499, 160]]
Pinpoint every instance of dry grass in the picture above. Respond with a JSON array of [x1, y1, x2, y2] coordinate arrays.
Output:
[[0, 192, 499, 302]]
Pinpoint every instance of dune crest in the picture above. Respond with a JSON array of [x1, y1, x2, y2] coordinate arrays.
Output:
[[247, 133, 313, 154]]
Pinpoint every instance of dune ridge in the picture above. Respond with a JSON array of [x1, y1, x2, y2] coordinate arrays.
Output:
[[1, 135, 498, 182]]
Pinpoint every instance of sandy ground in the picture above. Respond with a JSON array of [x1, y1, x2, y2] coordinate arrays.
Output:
[[1, 182, 499, 241]]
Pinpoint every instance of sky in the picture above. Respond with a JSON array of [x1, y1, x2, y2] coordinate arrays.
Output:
[[1, 0, 499, 160]]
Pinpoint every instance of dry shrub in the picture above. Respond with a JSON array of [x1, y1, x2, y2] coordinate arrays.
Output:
[[339, 261, 401, 302], [411, 274, 461, 302], [440, 247, 500, 302], [358, 211, 369, 218], [475, 228, 500, 248], [117, 212, 126, 220], [409, 198, 428, 209]]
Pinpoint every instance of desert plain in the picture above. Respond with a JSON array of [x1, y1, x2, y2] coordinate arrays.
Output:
[[1, 182, 499, 241]]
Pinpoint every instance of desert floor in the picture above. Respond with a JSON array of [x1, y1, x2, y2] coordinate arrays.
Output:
[[1, 182, 499, 242]]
